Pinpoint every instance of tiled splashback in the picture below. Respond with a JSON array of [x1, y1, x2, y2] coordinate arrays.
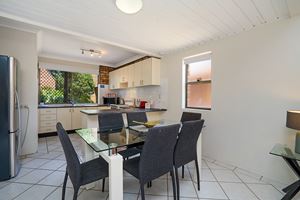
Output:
[[116, 86, 163, 108]]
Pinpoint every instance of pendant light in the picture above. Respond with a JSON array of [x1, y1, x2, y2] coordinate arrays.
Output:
[[115, 0, 143, 14]]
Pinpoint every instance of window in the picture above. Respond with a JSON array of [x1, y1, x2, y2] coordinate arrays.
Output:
[[39, 68, 98, 104], [183, 52, 212, 110]]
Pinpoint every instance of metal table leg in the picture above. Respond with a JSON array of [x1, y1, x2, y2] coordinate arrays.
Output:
[[281, 157, 300, 200]]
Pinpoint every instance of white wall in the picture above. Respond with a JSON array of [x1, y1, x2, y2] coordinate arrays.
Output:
[[0, 26, 38, 155], [38, 56, 100, 75], [161, 16, 300, 184]]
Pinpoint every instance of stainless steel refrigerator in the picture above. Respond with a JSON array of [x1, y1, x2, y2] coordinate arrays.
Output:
[[0, 55, 21, 180]]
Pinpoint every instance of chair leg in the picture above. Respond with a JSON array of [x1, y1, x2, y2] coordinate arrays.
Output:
[[73, 187, 79, 200], [140, 183, 145, 200], [182, 165, 184, 179], [175, 167, 180, 199], [62, 171, 68, 200], [146, 181, 152, 188], [102, 178, 105, 192], [170, 170, 177, 200], [195, 159, 200, 191]]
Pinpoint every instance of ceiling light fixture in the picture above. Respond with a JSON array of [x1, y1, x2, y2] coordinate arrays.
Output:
[[115, 0, 143, 14], [81, 49, 102, 58]]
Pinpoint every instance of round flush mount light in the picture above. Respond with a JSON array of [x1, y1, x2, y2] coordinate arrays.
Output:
[[116, 0, 143, 14]]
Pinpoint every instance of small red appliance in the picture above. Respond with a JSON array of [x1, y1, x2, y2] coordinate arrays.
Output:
[[139, 101, 147, 108]]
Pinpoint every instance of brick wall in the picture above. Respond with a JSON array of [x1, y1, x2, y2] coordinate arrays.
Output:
[[98, 65, 114, 85]]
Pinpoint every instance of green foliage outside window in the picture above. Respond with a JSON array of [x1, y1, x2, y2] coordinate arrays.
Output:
[[40, 69, 96, 104]]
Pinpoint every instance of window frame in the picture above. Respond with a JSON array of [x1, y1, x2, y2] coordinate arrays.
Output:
[[183, 53, 212, 110]]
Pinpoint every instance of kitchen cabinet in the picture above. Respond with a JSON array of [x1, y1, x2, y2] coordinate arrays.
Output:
[[119, 67, 128, 83], [133, 62, 142, 87], [71, 108, 83, 130], [38, 106, 113, 134], [109, 70, 118, 89], [39, 108, 57, 133], [143, 57, 160, 86], [109, 57, 161, 89], [56, 108, 72, 130], [128, 64, 135, 87]]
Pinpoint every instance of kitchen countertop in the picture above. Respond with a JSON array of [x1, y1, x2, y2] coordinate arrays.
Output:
[[38, 104, 110, 109], [80, 108, 167, 115]]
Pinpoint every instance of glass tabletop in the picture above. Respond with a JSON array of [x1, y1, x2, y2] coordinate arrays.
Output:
[[270, 144, 300, 161], [76, 120, 178, 153]]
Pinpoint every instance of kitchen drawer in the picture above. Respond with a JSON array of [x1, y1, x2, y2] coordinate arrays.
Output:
[[40, 114, 57, 121], [39, 108, 57, 115], [39, 126, 56, 133], [39, 120, 57, 128]]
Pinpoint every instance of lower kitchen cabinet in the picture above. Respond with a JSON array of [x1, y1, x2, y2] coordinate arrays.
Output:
[[72, 108, 83, 130], [39, 106, 112, 134], [56, 108, 72, 130]]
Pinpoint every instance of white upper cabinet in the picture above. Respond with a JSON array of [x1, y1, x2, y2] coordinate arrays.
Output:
[[128, 64, 136, 88], [109, 70, 118, 89], [109, 57, 161, 89], [134, 62, 142, 87], [119, 67, 129, 83]]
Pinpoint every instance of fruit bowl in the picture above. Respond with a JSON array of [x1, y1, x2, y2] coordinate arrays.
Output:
[[132, 120, 160, 128]]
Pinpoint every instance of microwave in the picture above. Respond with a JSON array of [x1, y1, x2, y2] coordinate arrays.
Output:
[[103, 97, 120, 105]]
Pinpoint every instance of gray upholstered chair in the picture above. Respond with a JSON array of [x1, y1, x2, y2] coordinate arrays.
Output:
[[123, 124, 181, 200], [180, 112, 202, 123], [127, 111, 148, 126], [118, 112, 148, 159], [56, 123, 108, 200], [98, 112, 124, 132], [179, 112, 202, 178], [174, 120, 204, 198]]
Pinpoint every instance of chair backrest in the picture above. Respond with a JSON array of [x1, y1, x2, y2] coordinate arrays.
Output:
[[180, 112, 202, 123], [98, 112, 124, 132], [56, 122, 81, 187], [126, 112, 148, 126], [139, 124, 180, 184], [174, 120, 204, 168]]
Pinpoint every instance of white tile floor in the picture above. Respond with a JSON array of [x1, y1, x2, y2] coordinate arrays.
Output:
[[0, 134, 292, 200]]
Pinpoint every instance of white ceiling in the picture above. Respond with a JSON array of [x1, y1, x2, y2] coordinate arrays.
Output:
[[0, 0, 299, 56], [0, 16, 142, 66], [38, 30, 140, 66]]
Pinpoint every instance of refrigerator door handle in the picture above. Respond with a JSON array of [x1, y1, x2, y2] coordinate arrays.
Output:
[[15, 91, 22, 155]]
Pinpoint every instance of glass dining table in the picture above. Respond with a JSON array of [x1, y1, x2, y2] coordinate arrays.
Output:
[[76, 120, 177, 154], [75, 120, 181, 200]]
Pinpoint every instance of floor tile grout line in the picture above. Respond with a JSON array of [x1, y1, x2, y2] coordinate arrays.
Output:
[[11, 181, 57, 200], [187, 164, 201, 200], [232, 168, 262, 200], [206, 163, 230, 200], [42, 186, 60, 200], [268, 183, 285, 195], [233, 167, 285, 196]]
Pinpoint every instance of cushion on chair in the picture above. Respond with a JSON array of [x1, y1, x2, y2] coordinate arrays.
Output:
[[123, 157, 140, 179], [80, 157, 109, 186], [118, 147, 142, 159]]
